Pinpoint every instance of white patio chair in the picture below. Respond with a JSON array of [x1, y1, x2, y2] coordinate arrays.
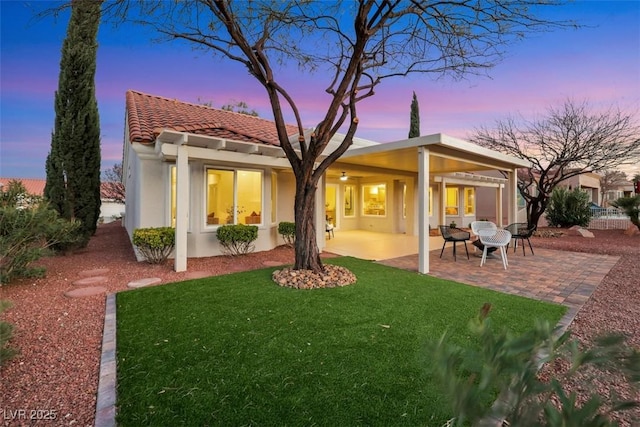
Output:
[[478, 228, 512, 270], [470, 221, 498, 254]]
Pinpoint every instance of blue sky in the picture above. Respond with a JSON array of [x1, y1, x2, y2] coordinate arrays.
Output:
[[1, 0, 639, 179]]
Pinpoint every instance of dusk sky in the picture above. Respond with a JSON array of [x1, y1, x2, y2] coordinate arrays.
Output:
[[1, 1, 639, 179]]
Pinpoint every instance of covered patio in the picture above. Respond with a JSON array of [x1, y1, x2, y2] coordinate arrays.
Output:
[[330, 134, 530, 273]]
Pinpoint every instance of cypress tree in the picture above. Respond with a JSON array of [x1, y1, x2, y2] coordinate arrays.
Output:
[[408, 91, 420, 138], [45, 0, 102, 244]]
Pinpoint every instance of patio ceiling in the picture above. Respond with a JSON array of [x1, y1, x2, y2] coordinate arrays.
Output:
[[338, 133, 530, 175]]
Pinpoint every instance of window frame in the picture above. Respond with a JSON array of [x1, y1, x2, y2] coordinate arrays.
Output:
[[463, 187, 475, 216], [362, 183, 387, 217], [445, 187, 459, 216], [203, 166, 264, 228]]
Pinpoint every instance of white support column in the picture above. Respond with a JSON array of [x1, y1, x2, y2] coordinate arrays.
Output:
[[174, 140, 189, 272], [316, 174, 326, 250], [418, 147, 430, 274], [509, 170, 518, 225], [496, 185, 504, 227], [440, 179, 447, 227]]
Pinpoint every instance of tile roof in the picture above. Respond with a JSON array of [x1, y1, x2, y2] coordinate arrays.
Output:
[[0, 178, 123, 200], [126, 90, 299, 146], [0, 177, 46, 196]]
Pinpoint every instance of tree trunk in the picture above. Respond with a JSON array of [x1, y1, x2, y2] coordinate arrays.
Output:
[[293, 176, 323, 272], [527, 197, 547, 231]]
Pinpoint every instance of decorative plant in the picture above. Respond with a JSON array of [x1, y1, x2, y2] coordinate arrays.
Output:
[[225, 205, 246, 224], [278, 221, 295, 246], [0, 300, 18, 365], [450, 221, 457, 228], [546, 187, 592, 228], [611, 195, 640, 231], [132, 227, 175, 264], [429, 304, 640, 426], [216, 224, 258, 256]]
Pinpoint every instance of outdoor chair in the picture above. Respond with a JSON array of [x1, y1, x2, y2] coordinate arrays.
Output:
[[470, 220, 498, 254], [326, 222, 335, 239], [504, 223, 535, 256], [478, 228, 512, 270], [439, 225, 470, 261]]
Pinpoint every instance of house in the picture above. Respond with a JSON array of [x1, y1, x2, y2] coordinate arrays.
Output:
[[0, 177, 125, 223], [122, 90, 529, 274], [602, 179, 635, 207], [477, 170, 610, 227]]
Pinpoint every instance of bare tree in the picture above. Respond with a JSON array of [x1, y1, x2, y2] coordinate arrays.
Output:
[[221, 100, 259, 117], [102, 163, 125, 203], [472, 100, 640, 229], [97, 0, 573, 273], [599, 170, 628, 206]]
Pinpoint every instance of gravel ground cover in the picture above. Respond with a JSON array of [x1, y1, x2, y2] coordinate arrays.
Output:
[[0, 223, 638, 426]]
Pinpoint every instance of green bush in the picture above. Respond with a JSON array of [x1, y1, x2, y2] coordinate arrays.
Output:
[[132, 227, 175, 264], [216, 224, 258, 256], [429, 304, 640, 426], [1, 181, 82, 284], [0, 300, 18, 365], [546, 187, 592, 228], [611, 195, 640, 231], [277, 221, 295, 246]]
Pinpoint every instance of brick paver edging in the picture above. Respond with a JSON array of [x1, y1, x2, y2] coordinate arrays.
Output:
[[95, 293, 117, 427]]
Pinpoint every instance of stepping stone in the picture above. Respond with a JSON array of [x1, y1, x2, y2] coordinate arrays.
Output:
[[73, 276, 108, 286], [64, 287, 107, 298], [127, 277, 162, 289], [78, 268, 110, 277], [184, 271, 210, 279]]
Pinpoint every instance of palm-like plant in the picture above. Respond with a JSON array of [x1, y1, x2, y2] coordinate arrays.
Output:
[[611, 195, 640, 231]]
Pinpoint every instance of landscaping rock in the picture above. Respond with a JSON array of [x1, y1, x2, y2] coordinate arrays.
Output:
[[73, 276, 108, 286], [567, 226, 594, 238], [272, 265, 356, 289], [64, 287, 107, 298], [78, 268, 110, 277], [127, 277, 162, 289]]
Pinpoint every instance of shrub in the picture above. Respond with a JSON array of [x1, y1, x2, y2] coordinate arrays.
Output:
[[611, 195, 640, 231], [0, 300, 18, 365], [429, 304, 640, 426], [546, 187, 592, 228], [132, 227, 175, 264], [1, 201, 82, 285], [216, 224, 258, 256], [277, 221, 295, 246]]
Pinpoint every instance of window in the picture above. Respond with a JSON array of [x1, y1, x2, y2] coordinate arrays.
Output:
[[205, 168, 262, 226], [464, 187, 475, 215], [344, 185, 355, 217], [362, 183, 386, 216], [445, 187, 459, 215]]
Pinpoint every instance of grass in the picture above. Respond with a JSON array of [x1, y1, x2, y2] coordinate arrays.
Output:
[[116, 257, 567, 426]]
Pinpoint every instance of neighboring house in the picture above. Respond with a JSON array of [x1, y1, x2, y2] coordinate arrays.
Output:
[[477, 170, 605, 227], [558, 171, 602, 206], [122, 90, 529, 274], [0, 177, 125, 223], [602, 179, 635, 207]]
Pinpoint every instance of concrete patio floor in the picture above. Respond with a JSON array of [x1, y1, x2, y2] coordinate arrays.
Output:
[[325, 230, 620, 331]]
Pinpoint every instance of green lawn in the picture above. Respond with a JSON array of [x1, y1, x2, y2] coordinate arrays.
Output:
[[116, 257, 566, 426]]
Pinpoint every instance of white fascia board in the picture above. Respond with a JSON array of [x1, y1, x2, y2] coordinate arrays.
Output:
[[159, 144, 291, 168], [343, 133, 531, 169]]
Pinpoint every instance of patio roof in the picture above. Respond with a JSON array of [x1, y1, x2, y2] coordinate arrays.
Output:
[[340, 133, 530, 174]]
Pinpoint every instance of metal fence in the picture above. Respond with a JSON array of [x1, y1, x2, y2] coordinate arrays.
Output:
[[588, 207, 631, 230]]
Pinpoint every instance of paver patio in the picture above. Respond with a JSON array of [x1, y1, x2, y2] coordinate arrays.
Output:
[[379, 246, 620, 330]]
